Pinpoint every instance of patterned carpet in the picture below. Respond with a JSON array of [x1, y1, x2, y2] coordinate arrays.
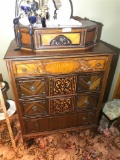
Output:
[[0, 115, 120, 160]]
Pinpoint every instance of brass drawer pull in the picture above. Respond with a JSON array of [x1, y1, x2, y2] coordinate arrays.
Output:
[[32, 106, 38, 111], [82, 117, 87, 121], [30, 86, 36, 91], [22, 68, 27, 72], [87, 81, 92, 86], [41, 92, 46, 97], [34, 122, 39, 128], [43, 111, 47, 115], [84, 100, 89, 105], [96, 63, 101, 67]]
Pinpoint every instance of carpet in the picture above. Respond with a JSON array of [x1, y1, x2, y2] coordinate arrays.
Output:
[[0, 115, 120, 160]]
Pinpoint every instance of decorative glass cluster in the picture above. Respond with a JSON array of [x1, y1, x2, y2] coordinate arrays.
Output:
[[14, 0, 48, 26]]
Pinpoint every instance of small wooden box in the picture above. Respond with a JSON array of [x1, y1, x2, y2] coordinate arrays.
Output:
[[15, 20, 98, 51]]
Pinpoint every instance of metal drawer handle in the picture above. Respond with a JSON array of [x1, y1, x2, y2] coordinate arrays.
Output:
[[34, 122, 39, 128], [22, 68, 27, 72], [96, 63, 101, 67], [30, 86, 36, 91], [32, 106, 38, 111], [82, 117, 87, 121], [87, 81, 92, 86], [41, 92, 46, 97], [43, 111, 47, 115], [84, 100, 89, 105]]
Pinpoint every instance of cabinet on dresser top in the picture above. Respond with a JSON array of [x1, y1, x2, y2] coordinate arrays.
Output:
[[4, 40, 113, 141]]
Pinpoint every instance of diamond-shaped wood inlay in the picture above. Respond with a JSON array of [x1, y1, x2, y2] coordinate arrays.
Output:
[[77, 74, 103, 92], [20, 100, 47, 116], [16, 78, 47, 98], [76, 94, 99, 110]]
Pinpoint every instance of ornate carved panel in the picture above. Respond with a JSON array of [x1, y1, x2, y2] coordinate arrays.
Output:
[[49, 75, 77, 96], [41, 33, 80, 46], [50, 35, 72, 46], [49, 96, 75, 114], [12, 57, 107, 77]]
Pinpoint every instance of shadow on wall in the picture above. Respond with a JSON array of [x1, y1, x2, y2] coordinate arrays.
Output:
[[100, 41, 120, 103], [90, 19, 120, 102]]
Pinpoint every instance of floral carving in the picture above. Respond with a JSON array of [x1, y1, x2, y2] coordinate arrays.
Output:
[[50, 35, 72, 46]]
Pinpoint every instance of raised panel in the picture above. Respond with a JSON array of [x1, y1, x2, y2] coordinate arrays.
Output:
[[76, 111, 96, 126], [23, 110, 96, 134], [76, 93, 99, 110], [41, 33, 80, 45], [50, 114, 76, 130], [12, 56, 107, 77], [45, 60, 80, 74], [23, 117, 50, 133], [20, 99, 48, 116], [21, 32, 31, 45], [77, 72, 103, 92], [16, 77, 47, 98], [85, 28, 97, 46]]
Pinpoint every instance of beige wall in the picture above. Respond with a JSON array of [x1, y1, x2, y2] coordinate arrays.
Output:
[[73, 0, 120, 47], [0, 0, 120, 99], [72, 0, 120, 100], [0, 1, 15, 98]]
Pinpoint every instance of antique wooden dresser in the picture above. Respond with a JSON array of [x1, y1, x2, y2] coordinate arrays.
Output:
[[4, 20, 114, 142]]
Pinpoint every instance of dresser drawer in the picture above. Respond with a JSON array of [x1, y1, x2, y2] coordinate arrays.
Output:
[[23, 117, 50, 133], [12, 56, 108, 77], [49, 96, 76, 114], [76, 111, 96, 126], [77, 72, 104, 92], [50, 111, 96, 130], [49, 74, 77, 96], [16, 77, 48, 98], [23, 110, 96, 134], [20, 95, 75, 116], [20, 99, 48, 116], [76, 93, 99, 110]]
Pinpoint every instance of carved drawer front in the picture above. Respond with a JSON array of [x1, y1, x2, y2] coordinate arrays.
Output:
[[50, 111, 96, 130], [40, 33, 81, 46], [12, 56, 107, 77], [49, 75, 77, 96], [49, 96, 75, 114], [77, 72, 103, 92], [23, 117, 50, 133], [76, 93, 99, 110], [23, 110, 96, 133], [20, 99, 47, 116], [76, 110, 96, 126], [50, 114, 76, 130], [16, 77, 47, 98]]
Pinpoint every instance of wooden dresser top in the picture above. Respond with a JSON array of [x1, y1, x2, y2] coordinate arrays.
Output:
[[4, 39, 114, 60]]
